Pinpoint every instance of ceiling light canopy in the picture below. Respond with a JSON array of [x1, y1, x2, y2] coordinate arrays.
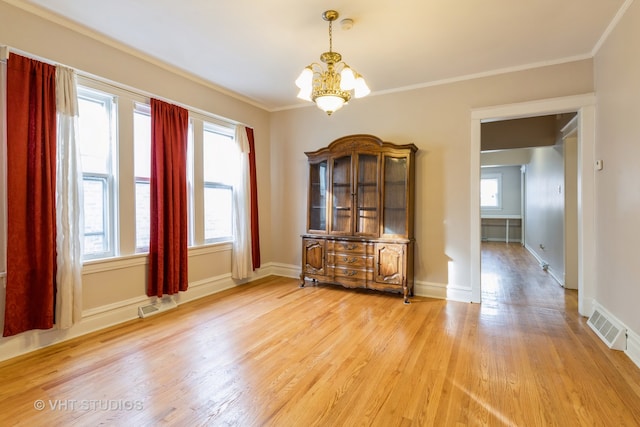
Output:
[[296, 10, 370, 116]]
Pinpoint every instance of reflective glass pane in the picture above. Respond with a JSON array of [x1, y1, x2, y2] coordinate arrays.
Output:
[[135, 181, 150, 249], [134, 106, 151, 178], [78, 96, 112, 174], [204, 186, 233, 241], [203, 128, 237, 184], [83, 178, 107, 254], [383, 156, 407, 235], [309, 161, 327, 231]]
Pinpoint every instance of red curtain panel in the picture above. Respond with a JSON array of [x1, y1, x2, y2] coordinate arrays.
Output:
[[147, 99, 189, 298], [4, 54, 57, 337], [246, 127, 261, 270]]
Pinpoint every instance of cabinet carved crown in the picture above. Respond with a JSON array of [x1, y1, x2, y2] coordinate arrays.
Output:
[[300, 134, 417, 303]]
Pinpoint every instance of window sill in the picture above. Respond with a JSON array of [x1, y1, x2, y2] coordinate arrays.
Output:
[[82, 242, 233, 275]]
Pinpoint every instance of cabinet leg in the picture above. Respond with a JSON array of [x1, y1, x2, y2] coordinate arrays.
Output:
[[403, 287, 411, 305], [299, 274, 306, 288]]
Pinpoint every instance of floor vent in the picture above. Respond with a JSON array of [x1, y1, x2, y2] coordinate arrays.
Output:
[[587, 305, 626, 350], [138, 297, 177, 319]]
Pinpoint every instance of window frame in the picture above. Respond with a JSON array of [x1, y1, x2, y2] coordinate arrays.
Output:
[[480, 172, 503, 210], [77, 85, 118, 260], [202, 122, 236, 244]]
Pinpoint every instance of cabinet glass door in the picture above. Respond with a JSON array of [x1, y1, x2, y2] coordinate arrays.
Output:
[[382, 156, 408, 236], [331, 155, 352, 234], [356, 154, 379, 236], [308, 160, 328, 232]]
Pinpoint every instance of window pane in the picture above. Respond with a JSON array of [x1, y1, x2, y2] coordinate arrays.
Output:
[[83, 177, 107, 255], [78, 95, 112, 174], [204, 186, 232, 241], [135, 180, 150, 250], [203, 128, 237, 184], [481, 178, 499, 207], [134, 105, 151, 178]]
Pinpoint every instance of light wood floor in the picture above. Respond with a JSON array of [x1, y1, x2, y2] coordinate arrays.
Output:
[[1, 243, 640, 426]]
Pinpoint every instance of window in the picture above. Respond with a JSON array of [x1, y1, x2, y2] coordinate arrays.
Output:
[[75, 77, 240, 259], [133, 103, 151, 251], [134, 105, 195, 251], [77, 87, 117, 259], [481, 173, 502, 209], [203, 124, 238, 243]]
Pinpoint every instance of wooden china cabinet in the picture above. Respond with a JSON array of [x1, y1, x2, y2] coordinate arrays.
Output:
[[300, 134, 417, 303]]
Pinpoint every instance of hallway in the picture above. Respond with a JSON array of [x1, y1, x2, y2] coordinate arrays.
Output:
[[481, 242, 572, 311]]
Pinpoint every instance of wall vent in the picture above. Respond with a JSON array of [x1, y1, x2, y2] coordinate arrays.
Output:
[[138, 297, 177, 319], [587, 304, 626, 350]]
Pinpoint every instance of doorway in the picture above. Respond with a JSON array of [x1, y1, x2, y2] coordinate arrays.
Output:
[[470, 94, 596, 316], [480, 113, 578, 292]]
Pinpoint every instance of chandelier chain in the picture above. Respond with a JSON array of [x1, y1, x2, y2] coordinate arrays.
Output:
[[328, 19, 333, 53]]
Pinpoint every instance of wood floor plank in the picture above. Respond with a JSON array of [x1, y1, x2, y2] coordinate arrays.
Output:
[[1, 244, 640, 426]]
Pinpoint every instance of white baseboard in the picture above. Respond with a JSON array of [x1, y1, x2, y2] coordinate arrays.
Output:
[[546, 267, 565, 287], [414, 280, 447, 300], [626, 329, 640, 369], [413, 280, 471, 302], [524, 243, 565, 287], [446, 285, 474, 302], [269, 262, 300, 279]]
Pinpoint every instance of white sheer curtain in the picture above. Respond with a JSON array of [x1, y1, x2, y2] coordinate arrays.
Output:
[[55, 66, 83, 329], [231, 125, 252, 280]]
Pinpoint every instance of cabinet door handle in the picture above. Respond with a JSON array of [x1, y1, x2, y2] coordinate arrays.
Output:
[[342, 243, 357, 250], [343, 256, 358, 263], [347, 270, 357, 276]]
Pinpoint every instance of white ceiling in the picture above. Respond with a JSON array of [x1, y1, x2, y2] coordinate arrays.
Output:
[[20, 0, 626, 111]]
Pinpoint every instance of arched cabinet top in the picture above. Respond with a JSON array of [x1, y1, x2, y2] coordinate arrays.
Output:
[[305, 134, 418, 159]]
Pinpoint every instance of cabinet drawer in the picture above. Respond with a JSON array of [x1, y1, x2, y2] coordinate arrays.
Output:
[[328, 240, 367, 254], [328, 254, 373, 269], [334, 267, 372, 281]]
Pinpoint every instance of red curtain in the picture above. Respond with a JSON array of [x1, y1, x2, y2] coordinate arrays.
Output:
[[246, 127, 261, 269], [3, 54, 57, 337], [147, 99, 189, 297]]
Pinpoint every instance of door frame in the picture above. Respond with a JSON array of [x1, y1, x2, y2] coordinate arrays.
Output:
[[470, 93, 596, 316]]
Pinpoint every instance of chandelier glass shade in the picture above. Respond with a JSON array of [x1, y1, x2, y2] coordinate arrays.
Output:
[[296, 10, 370, 115]]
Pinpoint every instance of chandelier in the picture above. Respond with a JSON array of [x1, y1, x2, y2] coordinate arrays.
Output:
[[295, 10, 370, 115]]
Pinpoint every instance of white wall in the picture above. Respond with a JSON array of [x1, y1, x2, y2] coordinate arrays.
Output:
[[594, 0, 640, 335], [524, 146, 565, 285]]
